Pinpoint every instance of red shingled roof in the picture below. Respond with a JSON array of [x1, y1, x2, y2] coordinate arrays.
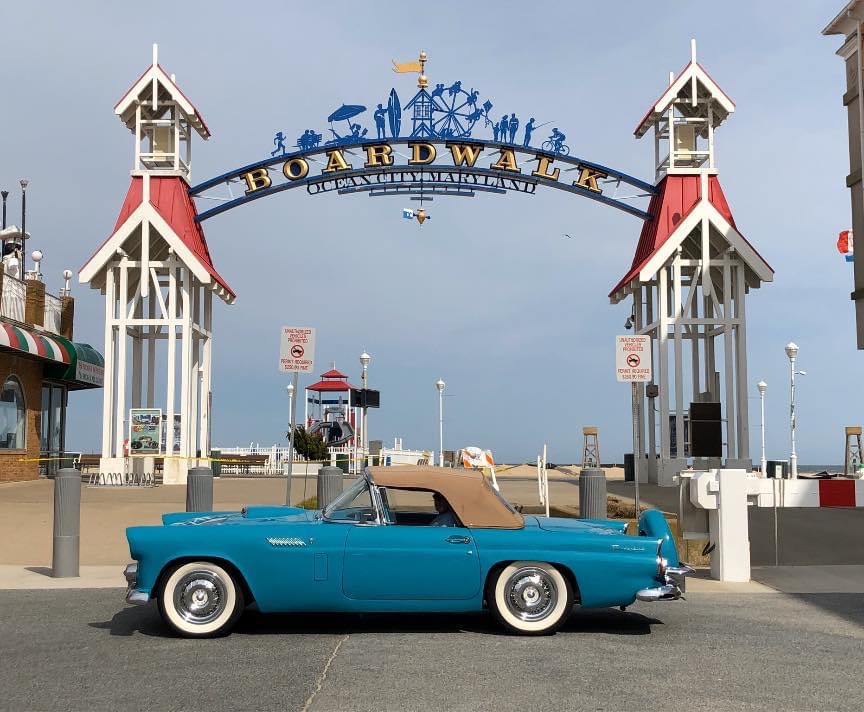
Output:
[[148, 178, 233, 298], [319, 369, 348, 379], [609, 175, 736, 298], [83, 176, 233, 299], [306, 379, 359, 392]]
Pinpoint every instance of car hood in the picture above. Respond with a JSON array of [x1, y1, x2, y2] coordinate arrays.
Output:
[[162, 506, 319, 526], [531, 516, 629, 535]]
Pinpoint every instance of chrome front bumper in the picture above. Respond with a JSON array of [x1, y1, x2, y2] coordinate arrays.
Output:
[[124, 563, 149, 605], [636, 564, 695, 602]]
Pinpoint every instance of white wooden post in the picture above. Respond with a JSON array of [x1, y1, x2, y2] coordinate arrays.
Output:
[[101, 266, 116, 461]]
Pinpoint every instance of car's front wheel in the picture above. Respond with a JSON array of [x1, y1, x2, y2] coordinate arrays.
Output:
[[158, 561, 244, 638], [491, 561, 573, 635]]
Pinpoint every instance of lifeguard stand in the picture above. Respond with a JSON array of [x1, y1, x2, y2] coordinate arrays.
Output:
[[845, 426, 863, 476], [581, 427, 600, 468], [610, 41, 774, 486], [79, 45, 234, 484]]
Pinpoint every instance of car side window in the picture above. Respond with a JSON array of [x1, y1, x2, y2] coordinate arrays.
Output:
[[323, 478, 377, 523], [379, 488, 464, 528]]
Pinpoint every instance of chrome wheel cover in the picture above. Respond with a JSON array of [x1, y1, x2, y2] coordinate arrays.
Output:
[[172, 570, 228, 625], [504, 567, 558, 622]]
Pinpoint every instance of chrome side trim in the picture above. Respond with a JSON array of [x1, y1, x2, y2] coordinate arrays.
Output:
[[636, 583, 682, 602], [267, 537, 307, 547]]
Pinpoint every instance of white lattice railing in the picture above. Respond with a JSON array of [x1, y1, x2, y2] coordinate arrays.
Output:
[[0, 274, 25, 322], [43, 293, 63, 334]]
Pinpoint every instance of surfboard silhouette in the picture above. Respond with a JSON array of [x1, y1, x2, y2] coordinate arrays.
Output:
[[387, 88, 401, 138]]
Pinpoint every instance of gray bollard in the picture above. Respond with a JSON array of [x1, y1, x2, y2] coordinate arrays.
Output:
[[316, 466, 343, 509], [579, 467, 607, 520], [52, 468, 81, 578], [186, 466, 214, 512]]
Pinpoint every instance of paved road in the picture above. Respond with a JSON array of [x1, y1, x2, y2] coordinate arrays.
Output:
[[2, 589, 863, 712]]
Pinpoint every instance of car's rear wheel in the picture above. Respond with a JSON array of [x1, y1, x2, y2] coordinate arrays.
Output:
[[158, 561, 244, 638], [491, 561, 573, 635]]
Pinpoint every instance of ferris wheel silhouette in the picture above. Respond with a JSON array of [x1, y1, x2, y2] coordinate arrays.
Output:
[[430, 82, 484, 138]]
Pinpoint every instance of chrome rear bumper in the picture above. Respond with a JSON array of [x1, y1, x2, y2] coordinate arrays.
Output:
[[124, 563, 149, 605], [636, 583, 683, 601], [636, 563, 695, 602]]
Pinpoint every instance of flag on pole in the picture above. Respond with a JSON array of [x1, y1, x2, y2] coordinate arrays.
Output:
[[402, 208, 415, 220], [392, 60, 422, 73], [838, 229, 854, 262]]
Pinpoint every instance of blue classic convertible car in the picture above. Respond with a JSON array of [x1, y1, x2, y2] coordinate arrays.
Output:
[[124, 466, 692, 637]]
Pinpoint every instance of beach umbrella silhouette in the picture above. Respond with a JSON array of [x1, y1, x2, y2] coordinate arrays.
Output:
[[328, 104, 366, 135]]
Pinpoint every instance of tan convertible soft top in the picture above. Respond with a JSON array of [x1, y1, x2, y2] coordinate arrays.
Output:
[[369, 466, 524, 529]]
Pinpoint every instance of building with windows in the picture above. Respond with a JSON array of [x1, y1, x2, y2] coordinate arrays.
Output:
[[0, 233, 103, 481], [825, 2, 864, 347]]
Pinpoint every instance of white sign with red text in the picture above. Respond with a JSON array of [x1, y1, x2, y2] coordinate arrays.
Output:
[[279, 326, 316, 373], [616, 335, 652, 382]]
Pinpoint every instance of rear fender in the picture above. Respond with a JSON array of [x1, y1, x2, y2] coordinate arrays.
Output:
[[637, 509, 680, 567]]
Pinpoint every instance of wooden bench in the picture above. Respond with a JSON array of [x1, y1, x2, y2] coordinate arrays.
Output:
[[75, 454, 101, 472]]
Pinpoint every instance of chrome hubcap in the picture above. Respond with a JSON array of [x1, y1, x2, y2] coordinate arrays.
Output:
[[173, 570, 227, 624], [504, 567, 557, 622]]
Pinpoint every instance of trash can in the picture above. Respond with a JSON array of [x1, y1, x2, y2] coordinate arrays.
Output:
[[623, 453, 635, 482], [579, 468, 607, 519], [766, 460, 789, 479], [210, 449, 222, 478], [317, 466, 343, 509]]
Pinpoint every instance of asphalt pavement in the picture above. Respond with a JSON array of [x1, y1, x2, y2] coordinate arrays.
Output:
[[1, 589, 863, 712]]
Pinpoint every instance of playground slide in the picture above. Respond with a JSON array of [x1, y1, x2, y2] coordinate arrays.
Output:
[[308, 420, 355, 447]]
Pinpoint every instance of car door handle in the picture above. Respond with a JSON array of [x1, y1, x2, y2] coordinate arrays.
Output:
[[446, 535, 471, 544]]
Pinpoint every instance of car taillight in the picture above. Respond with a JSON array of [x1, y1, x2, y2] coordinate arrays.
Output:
[[657, 556, 668, 579]]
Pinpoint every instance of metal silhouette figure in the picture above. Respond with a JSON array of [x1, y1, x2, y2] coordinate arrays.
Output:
[[508, 113, 519, 143], [296, 129, 322, 151], [271, 131, 288, 157], [523, 117, 535, 147], [542, 128, 570, 156], [499, 115, 509, 142], [428, 81, 485, 138], [374, 103, 387, 139], [265, 74, 571, 153]]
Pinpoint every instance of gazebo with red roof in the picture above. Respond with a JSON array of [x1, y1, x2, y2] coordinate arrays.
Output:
[[611, 40, 773, 487], [304, 366, 360, 446], [79, 45, 233, 484]]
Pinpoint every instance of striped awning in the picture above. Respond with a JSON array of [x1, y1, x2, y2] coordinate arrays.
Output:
[[0, 322, 72, 363]]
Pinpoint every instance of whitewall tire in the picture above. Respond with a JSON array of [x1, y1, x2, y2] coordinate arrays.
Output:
[[158, 561, 244, 638], [491, 561, 573, 635]]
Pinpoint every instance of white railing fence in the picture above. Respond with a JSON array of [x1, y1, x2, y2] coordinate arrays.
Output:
[[44, 293, 63, 334], [1, 274, 26, 322]]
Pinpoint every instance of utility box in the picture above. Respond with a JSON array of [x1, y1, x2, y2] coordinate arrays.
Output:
[[766, 460, 789, 479]]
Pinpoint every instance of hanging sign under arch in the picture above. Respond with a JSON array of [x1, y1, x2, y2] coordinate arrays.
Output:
[[188, 56, 657, 222]]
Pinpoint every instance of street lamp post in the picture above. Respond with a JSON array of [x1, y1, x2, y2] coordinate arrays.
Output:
[[1, 190, 8, 256], [435, 379, 445, 467], [757, 381, 767, 477], [19, 180, 28, 277], [784, 342, 806, 479], [360, 352, 371, 468]]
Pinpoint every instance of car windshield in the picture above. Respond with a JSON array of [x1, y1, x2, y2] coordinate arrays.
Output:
[[322, 477, 377, 523]]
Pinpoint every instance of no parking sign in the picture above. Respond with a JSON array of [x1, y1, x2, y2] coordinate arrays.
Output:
[[279, 326, 316, 373], [615, 335, 652, 382]]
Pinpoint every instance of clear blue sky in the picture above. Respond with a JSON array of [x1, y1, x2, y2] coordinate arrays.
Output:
[[0, 1, 856, 464]]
